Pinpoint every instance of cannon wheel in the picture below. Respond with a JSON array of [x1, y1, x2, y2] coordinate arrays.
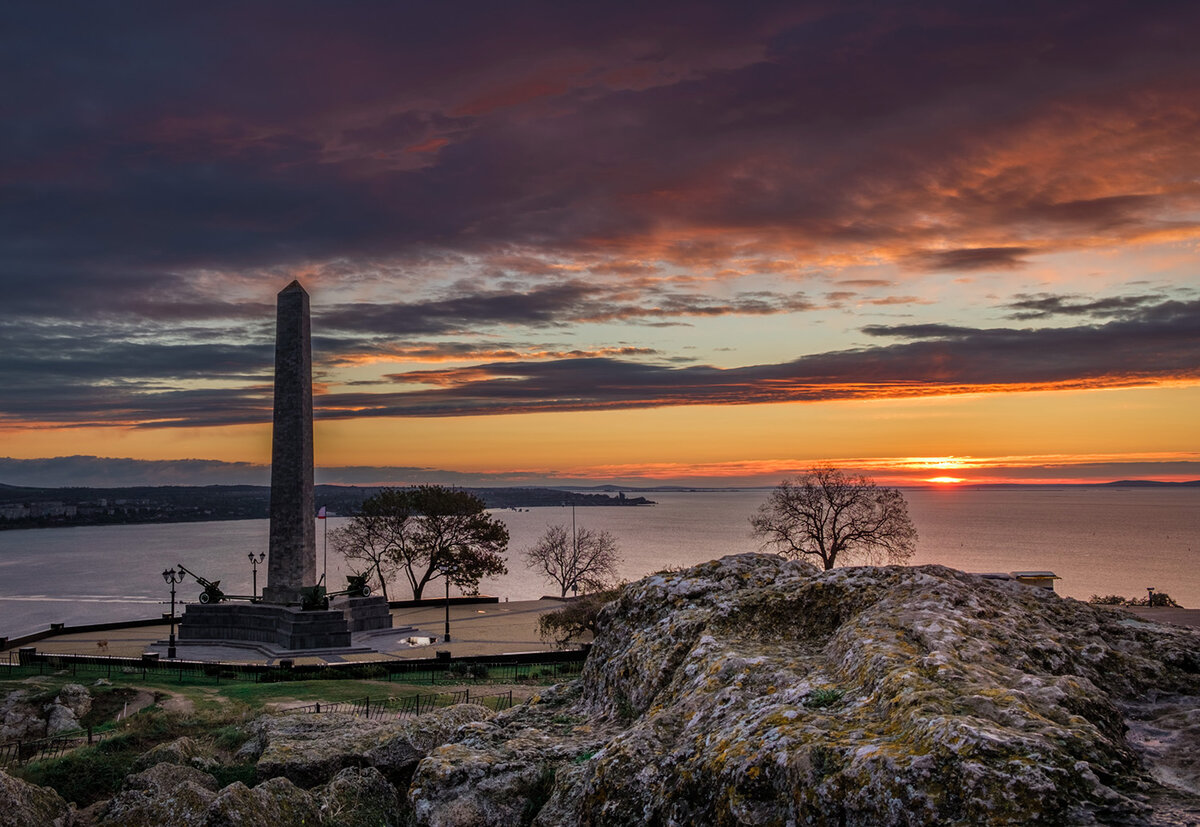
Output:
[[361, 584, 371, 597], [199, 591, 211, 604]]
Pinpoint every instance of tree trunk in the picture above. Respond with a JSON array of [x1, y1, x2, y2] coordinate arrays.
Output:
[[373, 562, 389, 602]]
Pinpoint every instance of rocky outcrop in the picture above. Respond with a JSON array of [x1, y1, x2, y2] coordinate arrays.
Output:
[[2, 684, 94, 742], [130, 736, 215, 773], [43, 684, 92, 737], [252, 703, 494, 789], [409, 553, 1200, 825], [82, 707, 488, 826], [203, 776, 320, 826], [318, 766, 405, 826], [410, 683, 616, 827], [0, 692, 45, 743], [53, 685, 91, 721], [0, 769, 73, 827], [98, 763, 220, 826]]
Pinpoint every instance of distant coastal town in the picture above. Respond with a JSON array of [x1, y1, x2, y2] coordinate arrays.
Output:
[[0, 483, 654, 530]]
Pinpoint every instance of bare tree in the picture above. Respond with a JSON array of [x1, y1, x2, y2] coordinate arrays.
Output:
[[750, 466, 917, 570], [526, 524, 623, 597]]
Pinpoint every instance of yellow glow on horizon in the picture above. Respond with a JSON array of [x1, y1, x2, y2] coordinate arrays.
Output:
[[926, 476, 966, 484], [0, 384, 1196, 484]]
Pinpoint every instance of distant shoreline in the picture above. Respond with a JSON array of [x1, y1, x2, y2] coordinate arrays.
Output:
[[0, 483, 655, 532]]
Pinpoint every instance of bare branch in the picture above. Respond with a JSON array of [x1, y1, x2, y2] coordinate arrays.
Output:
[[750, 466, 917, 570]]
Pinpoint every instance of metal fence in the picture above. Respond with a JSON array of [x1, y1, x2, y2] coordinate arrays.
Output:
[[0, 726, 113, 768], [290, 688, 515, 720], [1, 648, 586, 686]]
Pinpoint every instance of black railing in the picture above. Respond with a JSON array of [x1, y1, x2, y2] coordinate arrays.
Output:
[[0, 726, 113, 768], [0, 648, 587, 686], [290, 689, 514, 719]]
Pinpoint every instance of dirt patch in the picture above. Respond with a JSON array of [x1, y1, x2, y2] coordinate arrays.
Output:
[[158, 690, 195, 715]]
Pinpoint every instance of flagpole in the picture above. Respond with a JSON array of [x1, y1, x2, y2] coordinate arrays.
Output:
[[318, 506, 328, 588]]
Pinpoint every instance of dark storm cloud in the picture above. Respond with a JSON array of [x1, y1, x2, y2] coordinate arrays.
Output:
[[904, 247, 1033, 272], [317, 297, 1199, 418], [4, 0, 1200, 323], [317, 281, 812, 335], [1003, 293, 1164, 320], [3, 0, 1200, 435], [3, 297, 1194, 426]]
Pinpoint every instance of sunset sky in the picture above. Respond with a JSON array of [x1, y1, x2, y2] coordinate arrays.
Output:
[[2, 1, 1198, 488]]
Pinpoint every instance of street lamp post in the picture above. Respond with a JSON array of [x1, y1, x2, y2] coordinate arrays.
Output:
[[162, 567, 185, 659], [444, 576, 451, 642], [248, 552, 265, 600]]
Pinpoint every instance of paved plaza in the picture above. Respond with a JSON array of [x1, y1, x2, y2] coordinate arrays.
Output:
[[3, 599, 571, 666]]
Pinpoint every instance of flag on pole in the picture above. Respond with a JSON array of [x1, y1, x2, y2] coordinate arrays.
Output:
[[317, 506, 327, 519]]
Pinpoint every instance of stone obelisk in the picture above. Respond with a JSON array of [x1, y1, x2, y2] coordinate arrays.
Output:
[[262, 280, 316, 604]]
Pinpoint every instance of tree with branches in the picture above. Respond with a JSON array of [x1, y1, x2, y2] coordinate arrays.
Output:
[[334, 486, 509, 600], [398, 486, 509, 598], [526, 523, 623, 597], [750, 466, 917, 570], [329, 492, 405, 602]]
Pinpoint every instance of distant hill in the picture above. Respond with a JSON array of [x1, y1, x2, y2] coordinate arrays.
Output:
[[0, 483, 653, 531], [1099, 479, 1200, 487]]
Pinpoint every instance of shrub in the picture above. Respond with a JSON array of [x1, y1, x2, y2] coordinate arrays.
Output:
[[20, 738, 144, 806], [805, 688, 845, 709], [537, 587, 622, 646]]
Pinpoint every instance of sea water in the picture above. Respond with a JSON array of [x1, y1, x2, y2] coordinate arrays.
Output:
[[0, 487, 1196, 638]]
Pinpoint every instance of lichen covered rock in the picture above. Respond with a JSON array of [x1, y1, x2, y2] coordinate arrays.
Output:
[[204, 776, 319, 826], [254, 703, 494, 789], [131, 736, 214, 773], [97, 762, 219, 826], [410, 554, 1200, 825], [318, 766, 405, 826], [410, 684, 614, 827], [53, 685, 91, 721], [0, 769, 72, 827], [1, 692, 46, 743]]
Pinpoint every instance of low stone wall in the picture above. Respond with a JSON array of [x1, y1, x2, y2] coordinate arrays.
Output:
[[330, 596, 393, 633]]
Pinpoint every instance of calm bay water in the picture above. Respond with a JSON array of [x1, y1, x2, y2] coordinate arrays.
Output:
[[0, 487, 1196, 638]]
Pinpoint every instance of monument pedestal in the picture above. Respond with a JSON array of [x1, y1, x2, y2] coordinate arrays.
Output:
[[330, 595, 393, 632], [179, 603, 352, 650]]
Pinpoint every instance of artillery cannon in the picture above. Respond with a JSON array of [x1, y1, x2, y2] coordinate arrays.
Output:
[[177, 564, 256, 604], [299, 573, 372, 611]]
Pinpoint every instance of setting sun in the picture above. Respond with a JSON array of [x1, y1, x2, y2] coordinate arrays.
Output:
[[926, 476, 966, 484]]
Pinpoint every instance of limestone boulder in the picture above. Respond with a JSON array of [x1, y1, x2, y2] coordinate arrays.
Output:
[[409, 684, 618, 827], [53, 685, 91, 720], [97, 762, 218, 827], [318, 766, 405, 826], [131, 736, 214, 772], [0, 692, 45, 743], [254, 704, 494, 789], [203, 776, 320, 827], [363, 704, 495, 787], [0, 768, 73, 827], [408, 554, 1200, 825], [43, 705, 79, 737]]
